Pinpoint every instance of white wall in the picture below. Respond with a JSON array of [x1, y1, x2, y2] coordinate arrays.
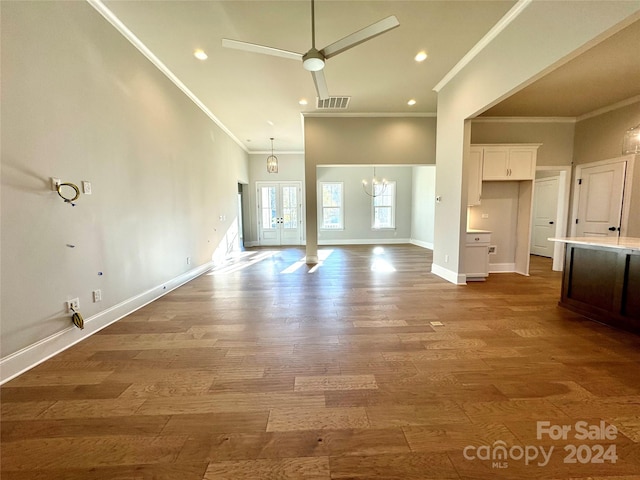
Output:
[[316, 166, 413, 244], [411, 166, 436, 249], [0, 1, 248, 381], [433, 2, 639, 284]]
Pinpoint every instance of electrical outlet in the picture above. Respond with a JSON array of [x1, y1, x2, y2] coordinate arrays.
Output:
[[66, 298, 80, 312], [92, 289, 102, 302], [82, 181, 92, 195], [186, 257, 191, 265], [51, 177, 61, 191]]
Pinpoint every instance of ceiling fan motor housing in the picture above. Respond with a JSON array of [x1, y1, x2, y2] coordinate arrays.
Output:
[[303, 48, 325, 71]]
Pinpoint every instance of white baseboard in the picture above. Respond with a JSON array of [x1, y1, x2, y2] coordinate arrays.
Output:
[[0, 261, 215, 385], [489, 263, 516, 273], [318, 238, 411, 246], [410, 239, 434, 250], [431, 263, 466, 285]]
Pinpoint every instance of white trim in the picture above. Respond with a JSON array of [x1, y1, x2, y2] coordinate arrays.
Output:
[[472, 117, 576, 124], [576, 96, 640, 122], [433, 0, 533, 92], [371, 181, 396, 230], [0, 262, 214, 385], [431, 263, 466, 285], [86, 0, 247, 153], [318, 238, 411, 246], [489, 263, 517, 273], [410, 239, 434, 250], [319, 181, 345, 231], [302, 112, 437, 118]]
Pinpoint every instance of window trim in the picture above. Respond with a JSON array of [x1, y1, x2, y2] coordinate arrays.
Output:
[[371, 181, 396, 230], [319, 181, 345, 230]]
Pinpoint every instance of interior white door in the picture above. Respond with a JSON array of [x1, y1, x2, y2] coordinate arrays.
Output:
[[531, 176, 559, 257], [257, 182, 302, 246], [576, 162, 626, 237]]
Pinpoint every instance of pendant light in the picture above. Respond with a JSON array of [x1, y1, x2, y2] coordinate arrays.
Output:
[[623, 124, 640, 154], [362, 166, 387, 197], [267, 137, 278, 173]]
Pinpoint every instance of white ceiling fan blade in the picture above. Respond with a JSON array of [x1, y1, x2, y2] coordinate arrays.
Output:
[[311, 69, 329, 100], [320, 15, 399, 59], [222, 39, 303, 61]]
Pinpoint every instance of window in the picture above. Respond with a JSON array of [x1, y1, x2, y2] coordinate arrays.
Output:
[[372, 181, 396, 229], [320, 182, 344, 229]]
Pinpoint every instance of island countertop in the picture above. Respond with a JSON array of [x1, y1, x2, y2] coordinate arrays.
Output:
[[549, 236, 640, 251]]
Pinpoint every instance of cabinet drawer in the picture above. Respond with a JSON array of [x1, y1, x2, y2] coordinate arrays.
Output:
[[466, 233, 491, 244]]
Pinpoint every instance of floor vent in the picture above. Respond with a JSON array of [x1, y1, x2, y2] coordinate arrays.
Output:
[[316, 96, 350, 109]]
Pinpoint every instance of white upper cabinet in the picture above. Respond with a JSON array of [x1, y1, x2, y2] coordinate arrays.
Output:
[[477, 145, 539, 181]]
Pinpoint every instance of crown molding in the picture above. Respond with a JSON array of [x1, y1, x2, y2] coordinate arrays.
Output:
[[86, 0, 248, 154], [302, 112, 437, 118], [433, 0, 532, 92], [472, 116, 576, 123], [576, 95, 640, 122]]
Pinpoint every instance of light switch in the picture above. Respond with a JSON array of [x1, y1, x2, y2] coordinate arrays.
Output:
[[82, 181, 92, 194]]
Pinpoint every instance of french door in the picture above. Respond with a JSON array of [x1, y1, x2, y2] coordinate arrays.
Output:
[[257, 182, 303, 246]]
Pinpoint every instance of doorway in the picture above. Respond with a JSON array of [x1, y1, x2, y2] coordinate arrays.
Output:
[[530, 166, 571, 271], [256, 181, 303, 246], [571, 154, 635, 238]]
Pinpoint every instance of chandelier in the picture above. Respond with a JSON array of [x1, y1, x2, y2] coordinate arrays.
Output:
[[362, 167, 387, 197], [623, 124, 640, 154], [266, 137, 278, 173]]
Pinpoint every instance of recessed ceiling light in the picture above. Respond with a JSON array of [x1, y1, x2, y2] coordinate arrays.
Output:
[[414, 51, 428, 62], [194, 49, 208, 60], [407, 99, 417, 106], [299, 99, 308, 106]]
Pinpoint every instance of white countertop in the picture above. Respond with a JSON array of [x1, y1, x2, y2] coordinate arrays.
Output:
[[549, 236, 640, 251], [467, 229, 491, 234]]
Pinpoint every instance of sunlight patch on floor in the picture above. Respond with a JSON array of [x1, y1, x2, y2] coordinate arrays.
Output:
[[280, 249, 334, 274], [208, 250, 276, 275]]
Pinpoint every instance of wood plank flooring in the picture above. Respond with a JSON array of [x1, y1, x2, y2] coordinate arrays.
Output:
[[2, 244, 640, 479]]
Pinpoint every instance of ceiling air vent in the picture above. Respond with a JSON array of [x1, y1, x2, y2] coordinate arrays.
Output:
[[317, 96, 350, 110]]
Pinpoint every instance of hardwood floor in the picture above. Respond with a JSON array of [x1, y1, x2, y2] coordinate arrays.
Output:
[[2, 244, 640, 479]]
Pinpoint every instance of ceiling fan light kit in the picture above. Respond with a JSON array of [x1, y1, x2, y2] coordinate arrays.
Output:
[[302, 49, 325, 72], [222, 0, 399, 100]]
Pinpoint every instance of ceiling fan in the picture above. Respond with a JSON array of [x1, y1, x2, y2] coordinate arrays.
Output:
[[222, 0, 399, 100]]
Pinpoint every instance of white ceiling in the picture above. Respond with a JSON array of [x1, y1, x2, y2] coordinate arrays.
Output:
[[100, 1, 639, 153]]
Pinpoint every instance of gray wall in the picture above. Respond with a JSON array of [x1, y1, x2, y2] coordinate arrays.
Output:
[[317, 166, 413, 244], [471, 120, 575, 166], [303, 116, 436, 261], [574, 101, 640, 164], [1, 2, 248, 363], [573, 100, 640, 235]]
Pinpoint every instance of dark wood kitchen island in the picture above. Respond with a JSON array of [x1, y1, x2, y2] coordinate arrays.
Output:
[[550, 237, 640, 334]]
